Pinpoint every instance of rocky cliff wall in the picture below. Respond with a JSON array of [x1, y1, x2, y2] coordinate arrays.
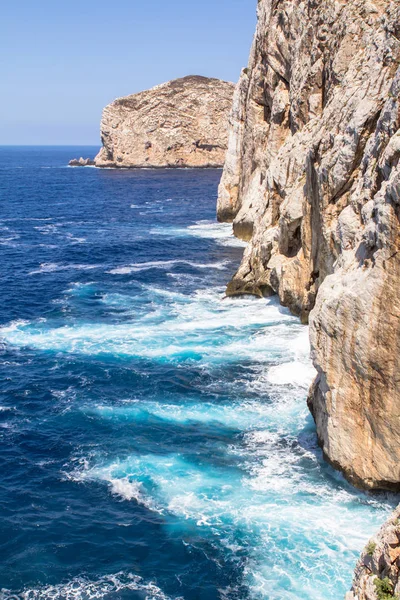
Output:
[[95, 76, 234, 168], [347, 506, 400, 600], [217, 0, 400, 490]]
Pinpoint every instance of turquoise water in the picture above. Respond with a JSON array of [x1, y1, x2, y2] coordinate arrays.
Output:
[[0, 147, 396, 600]]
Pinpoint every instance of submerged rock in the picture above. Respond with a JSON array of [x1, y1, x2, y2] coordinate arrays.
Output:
[[94, 76, 234, 168], [218, 0, 400, 491], [69, 157, 95, 167]]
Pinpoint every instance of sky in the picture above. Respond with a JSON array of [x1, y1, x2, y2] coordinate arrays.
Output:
[[0, 0, 256, 145]]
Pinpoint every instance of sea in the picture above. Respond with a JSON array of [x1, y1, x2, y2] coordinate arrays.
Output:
[[0, 146, 396, 600]]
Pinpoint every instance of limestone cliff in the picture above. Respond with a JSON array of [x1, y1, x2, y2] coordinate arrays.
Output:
[[94, 76, 234, 168], [217, 0, 400, 490], [347, 506, 400, 600]]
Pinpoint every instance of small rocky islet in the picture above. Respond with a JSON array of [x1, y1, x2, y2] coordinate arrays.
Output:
[[69, 75, 234, 169], [68, 157, 95, 167]]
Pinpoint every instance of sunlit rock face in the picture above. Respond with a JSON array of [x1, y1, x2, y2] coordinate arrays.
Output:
[[95, 76, 234, 168], [218, 0, 400, 490], [348, 506, 400, 600]]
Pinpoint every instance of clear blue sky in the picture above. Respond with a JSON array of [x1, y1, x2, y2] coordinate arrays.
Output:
[[0, 0, 256, 145]]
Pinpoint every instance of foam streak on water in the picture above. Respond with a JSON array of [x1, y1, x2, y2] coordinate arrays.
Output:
[[0, 572, 174, 600], [0, 153, 396, 600]]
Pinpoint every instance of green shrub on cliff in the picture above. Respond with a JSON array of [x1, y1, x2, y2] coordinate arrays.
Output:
[[374, 576, 395, 600], [366, 541, 376, 556]]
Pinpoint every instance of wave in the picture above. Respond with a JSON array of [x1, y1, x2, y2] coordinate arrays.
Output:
[[29, 263, 100, 275], [108, 259, 230, 275], [67, 441, 393, 600], [0, 294, 308, 366], [0, 234, 20, 247], [0, 571, 175, 600], [85, 398, 297, 430], [267, 360, 316, 388], [187, 221, 247, 247], [33, 224, 60, 234], [57, 299, 391, 600], [150, 220, 247, 248], [0, 217, 55, 222]]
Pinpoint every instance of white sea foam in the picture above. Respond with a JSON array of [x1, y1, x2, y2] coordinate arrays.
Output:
[[266, 327, 317, 388], [108, 477, 144, 502], [267, 360, 316, 388], [33, 224, 62, 236], [0, 319, 298, 362], [65, 232, 86, 244], [0, 232, 20, 246], [29, 263, 100, 275], [0, 292, 305, 365], [0, 224, 20, 246], [140, 285, 191, 301], [186, 221, 247, 247], [67, 458, 163, 513], [1, 217, 54, 222], [0, 571, 175, 600], [87, 399, 295, 431], [67, 164, 97, 169], [108, 266, 138, 275], [151, 220, 247, 248], [2, 240, 392, 600], [70, 440, 393, 600], [108, 259, 230, 274], [65, 304, 391, 600]]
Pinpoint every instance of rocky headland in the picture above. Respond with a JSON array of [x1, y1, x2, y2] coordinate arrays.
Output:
[[93, 76, 234, 168], [218, 0, 400, 492], [217, 0, 400, 595]]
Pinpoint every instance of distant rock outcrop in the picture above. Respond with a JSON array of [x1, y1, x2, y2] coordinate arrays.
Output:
[[94, 76, 234, 168], [69, 157, 95, 167]]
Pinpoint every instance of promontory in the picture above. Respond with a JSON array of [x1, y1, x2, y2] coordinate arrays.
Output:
[[218, 0, 400, 493]]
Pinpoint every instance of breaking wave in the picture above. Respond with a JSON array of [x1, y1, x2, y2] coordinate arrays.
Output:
[[151, 220, 247, 247]]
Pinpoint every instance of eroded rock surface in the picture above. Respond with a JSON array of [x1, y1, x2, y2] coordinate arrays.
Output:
[[95, 76, 234, 168], [347, 506, 400, 600], [218, 0, 400, 490]]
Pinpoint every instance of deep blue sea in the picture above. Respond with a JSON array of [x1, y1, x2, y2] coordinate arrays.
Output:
[[0, 146, 396, 600]]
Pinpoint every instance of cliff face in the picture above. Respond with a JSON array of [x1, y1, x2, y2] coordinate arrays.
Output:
[[347, 506, 400, 600], [218, 0, 400, 490], [95, 76, 234, 168]]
